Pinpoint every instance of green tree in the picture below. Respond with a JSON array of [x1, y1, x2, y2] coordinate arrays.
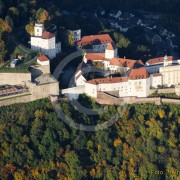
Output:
[[117, 34, 130, 48], [0, 39, 7, 62], [65, 151, 84, 180], [25, 22, 34, 36], [67, 31, 74, 46], [36, 8, 50, 23]]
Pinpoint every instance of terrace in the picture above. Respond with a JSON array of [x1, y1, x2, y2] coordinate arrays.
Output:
[[0, 85, 29, 98]]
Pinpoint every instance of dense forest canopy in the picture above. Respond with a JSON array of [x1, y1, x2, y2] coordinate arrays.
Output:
[[0, 98, 179, 179]]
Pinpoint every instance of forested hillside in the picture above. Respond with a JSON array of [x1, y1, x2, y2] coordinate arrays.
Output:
[[0, 98, 179, 179]]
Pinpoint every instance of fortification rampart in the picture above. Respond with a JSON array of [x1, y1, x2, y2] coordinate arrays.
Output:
[[0, 73, 31, 85]]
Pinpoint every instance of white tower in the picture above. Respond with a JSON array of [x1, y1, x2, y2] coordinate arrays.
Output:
[[105, 43, 117, 59], [164, 55, 169, 67], [34, 23, 44, 36]]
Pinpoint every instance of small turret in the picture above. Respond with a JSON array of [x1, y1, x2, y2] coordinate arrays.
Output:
[[164, 55, 169, 67], [105, 42, 117, 59], [34, 23, 44, 37]]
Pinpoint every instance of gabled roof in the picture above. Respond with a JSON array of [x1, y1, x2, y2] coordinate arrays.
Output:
[[85, 53, 107, 61], [41, 31, 55, 39], [87, 77, 128, 85], [111, 58, 137, 68], [37, 55, 49, 61], [76, 34, 112, 46], [129, 68, 149, 80], [136, 60, 144, 66], [85, 53, 139, 68], [110, 58, 122, 66], [146, 56, 173, 65]]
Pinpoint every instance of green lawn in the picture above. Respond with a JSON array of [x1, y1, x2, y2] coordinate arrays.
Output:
[[0, 44, 39, 73]]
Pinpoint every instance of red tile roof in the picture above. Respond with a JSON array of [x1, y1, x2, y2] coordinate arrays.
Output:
[[106, 42, 117, 50], [136, 60, 144, 66], [87, 77, 128, 85], [37, 55, 49, 61], [85, 53, 108, 61], [152, 73, 162, 77], [110, 58, 122, 66], [85, 53, 138, 68], [129, 68, 149, 80], [146, 56, 173, 65], [110, 58, 137, 68], [41, 31, 55, 39], [76, 34, 112, 46]]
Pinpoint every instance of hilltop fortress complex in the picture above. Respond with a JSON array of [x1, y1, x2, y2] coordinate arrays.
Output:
[[0, 24, 180, 106], [62, 34, 180, 100]]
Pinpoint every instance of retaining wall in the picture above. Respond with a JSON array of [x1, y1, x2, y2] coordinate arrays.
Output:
[[0, 73, 31, 85]]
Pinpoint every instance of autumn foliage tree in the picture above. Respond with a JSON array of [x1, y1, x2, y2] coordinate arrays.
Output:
[[0, 39, 7, 62], [36, 8, 50, 23], [25, 22, 34, 36]]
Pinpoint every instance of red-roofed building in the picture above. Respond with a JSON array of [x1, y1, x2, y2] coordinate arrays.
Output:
[[146, 56, 173, 65], [41, 31, 55, 39], [37, 55, 50, 66], [84, 67, 151, 98], [76, 34, 113, 51], [144, 55, 173, 73], [84, 51, 141, 73], [31, 23, 61, 59], [129, 68, 149, 80]]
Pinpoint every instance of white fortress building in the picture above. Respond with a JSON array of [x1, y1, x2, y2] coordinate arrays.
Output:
[[69, 29, 81, 44], [31, 23, 61, 59], [83, 42, 144, 73], [76, 34, 113, 51], [62, 33, 180, 100]]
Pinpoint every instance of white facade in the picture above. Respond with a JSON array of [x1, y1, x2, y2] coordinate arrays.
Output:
[[151, 74, 163, 88], [34, 23, 44, 36], [105, 48, 118, 59], [83, 78, 151, 98], [37, 59, 49, 66], [84, 83, 97, 98], [62, 86, 85, 100], [75, 70, 86, 86], [160, 65, 180, 87], [70, 29, 81, 44], [30, 23, 61, 59]]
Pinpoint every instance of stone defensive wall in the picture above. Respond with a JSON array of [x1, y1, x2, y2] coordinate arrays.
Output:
[[96, 92, 180, 106], [148, 88, 175, 95], [161, 98, 180, 104], [157, 88, 175, 94], [0, 81, 59, 107], [0, 93, 32, 106], [0, 72, 31, 85]]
